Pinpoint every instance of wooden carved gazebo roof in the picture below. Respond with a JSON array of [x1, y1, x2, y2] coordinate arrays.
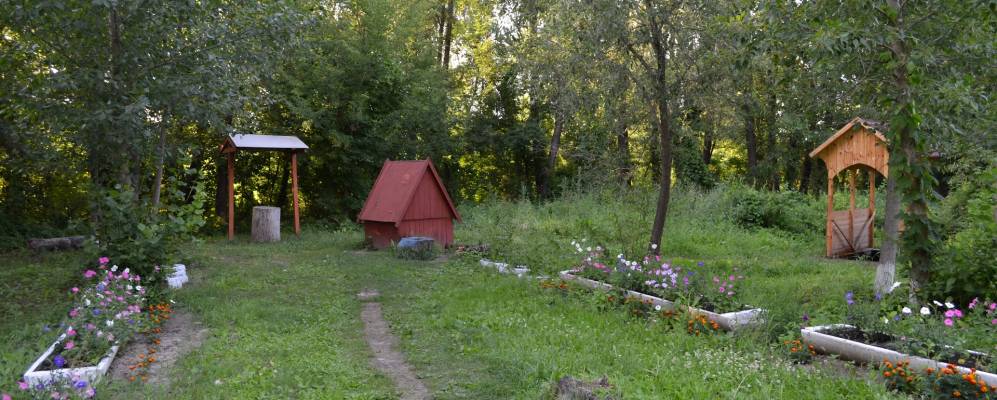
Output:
[[809, 117, 889, 178]]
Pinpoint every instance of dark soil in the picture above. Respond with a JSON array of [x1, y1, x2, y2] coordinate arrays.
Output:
[[822, 326, 992, 369]]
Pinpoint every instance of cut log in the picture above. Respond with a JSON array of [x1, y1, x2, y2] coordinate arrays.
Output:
[[27, 236, 85, 251], [251, 206, 281, 243]]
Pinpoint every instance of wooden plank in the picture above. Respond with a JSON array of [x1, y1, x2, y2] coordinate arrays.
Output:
[[291, 151, 300, 236], [868, 169, 876, 248], [826, 175, 835, 257], [227, 152, 235, 240], [848, 170, 856, 248]]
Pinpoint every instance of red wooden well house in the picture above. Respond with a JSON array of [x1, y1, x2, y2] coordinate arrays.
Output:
[[220, 134, 308, 240], [809, 117, 890, 258], [358, 159, 461, 249]]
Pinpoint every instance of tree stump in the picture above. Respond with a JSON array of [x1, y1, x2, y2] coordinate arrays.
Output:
[[251, 206, 281, 242]]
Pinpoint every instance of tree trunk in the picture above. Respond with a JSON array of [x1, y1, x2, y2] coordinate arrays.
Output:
[[702, 130, 714, 166], [214, 157, 228, 217], [251, 206, 281, 242], [799, 156, 812, 194], [875, 173, 900, 296], [744, 112, 758, 188], [766, 127, 778, 191], [647, 102, 660, 182], [616, 115, 632, 186], [646, 1, 672, 256], [541, 110, 564, 199], [150, 121, 168, 210], [441, 0, 455, 68], [887, 0, 932, 298]]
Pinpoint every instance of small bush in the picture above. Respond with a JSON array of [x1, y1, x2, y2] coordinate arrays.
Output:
[[725, 184, 823, 235], [929, 168, 997, 304], [89, 168, 206, 281]]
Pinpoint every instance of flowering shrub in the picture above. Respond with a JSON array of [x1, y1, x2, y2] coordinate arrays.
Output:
[[9, 375, 97, 399], [880, 361, 997, 399], [782, 339, 817, 364], [568, 240, 749, 313], [51, 258, 147, 369]]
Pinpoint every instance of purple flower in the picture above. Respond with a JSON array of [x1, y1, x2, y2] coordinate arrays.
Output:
[[845, 291, 854, 305], [53, 355, 66, 368], [74, 380, 87, 389], [697, 261, 705, 267], [92, 309, 101, 316], [802, 313, 810, 322]]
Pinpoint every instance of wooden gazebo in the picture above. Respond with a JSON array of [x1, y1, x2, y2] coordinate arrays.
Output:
[[220, 134, 309, 240], [809, 117, 889, 258]]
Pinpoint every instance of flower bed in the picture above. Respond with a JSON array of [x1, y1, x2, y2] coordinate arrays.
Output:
[[802, 324, 997, 386], [22, 335, 119, 388], [559, 270, 763, 331], [557, 240, 764, 331], [16, 257, 147, 397], [803, 291, 997, 396]]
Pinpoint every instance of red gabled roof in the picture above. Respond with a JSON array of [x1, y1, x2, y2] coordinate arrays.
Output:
[[358, 159, 461, 225]]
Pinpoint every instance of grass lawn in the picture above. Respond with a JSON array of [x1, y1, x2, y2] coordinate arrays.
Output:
[[1, 187, 905, 399]]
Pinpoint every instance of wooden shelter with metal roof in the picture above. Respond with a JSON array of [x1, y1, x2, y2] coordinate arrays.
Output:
[[810, 117, 889, 258], [220, 134, 309, 240], [358, 159, 461, 249]]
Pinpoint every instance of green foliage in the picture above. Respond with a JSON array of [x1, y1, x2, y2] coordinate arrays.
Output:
[[89, 172, 206, 279], [929, 168, 997, 303], [724, 184, 823, 235]]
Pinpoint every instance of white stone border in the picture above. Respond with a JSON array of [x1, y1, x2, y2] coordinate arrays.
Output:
[[559, 270, 764, 331], [479, 259, 531, 278], [23, 334, 119, 387], [802, 324, 996, 386]]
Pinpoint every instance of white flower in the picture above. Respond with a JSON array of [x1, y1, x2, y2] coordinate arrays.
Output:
[[945, 302, 955, 309], [105, 320, 114, 327], [902, 307, 912, 314], [617, 254, 623, 259], [920, 307, 931, 315], [651, 243, 658, 249], [586, 247, 592, 252], [933, 300, 943, 307], [654, 305, 662, 311], [126, 285, 133, 291], [110, 265, 118, 272], [136, 285, 143, 291], [889, 281, 901, 292], [883, 317, 889, 324], [123, 268, 129, 274], [85, 299, 91, 306]]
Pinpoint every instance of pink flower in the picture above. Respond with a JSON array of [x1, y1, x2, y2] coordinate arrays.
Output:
[[992, 319, 996, 325], [719, 286, 726, 293], [969, 298, 979, 309], [66, 328, 76, 336], [954, 309, 963, 318], [64, 341, 75, 350], [729, 275, 735, 281], [85, 323, 95, 330], [18, 381, 28, 390], [69, 309, 78, 317], [98, 257, 109, 264], [3, 393, 11, 400], [944, 318, 954, 326], [83, 270, 97, 278], [71, 287, 79, 293], [990, 303, 996, 312]]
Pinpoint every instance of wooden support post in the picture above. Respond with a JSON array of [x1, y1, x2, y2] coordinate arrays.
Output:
[[227, 152, 235, 240], [848, 169, 856, 252], [291, 151, 300, 236], [868, 169, 876, 248], [826, 174, 835, 257]]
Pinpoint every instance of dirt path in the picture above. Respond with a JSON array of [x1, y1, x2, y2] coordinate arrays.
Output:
[[358, 289, 431, 400], [109, 309, 209, 387]]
